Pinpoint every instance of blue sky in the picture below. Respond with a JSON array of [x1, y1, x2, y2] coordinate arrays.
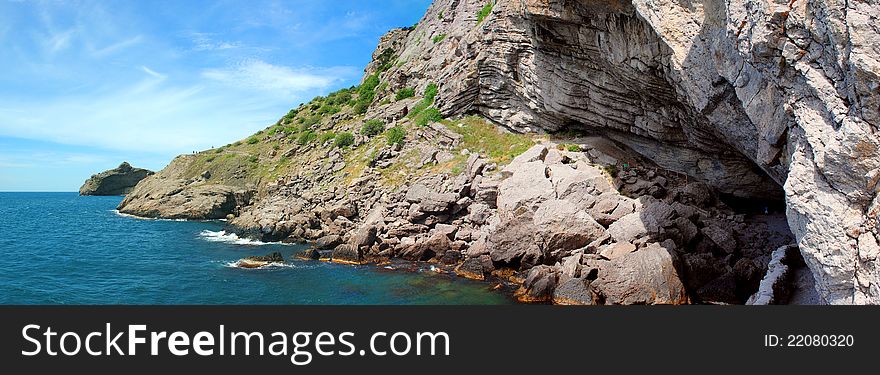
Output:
[[0, 0, 431, 191]]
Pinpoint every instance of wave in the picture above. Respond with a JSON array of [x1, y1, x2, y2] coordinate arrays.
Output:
[[112, 210, 188, 222], [199, 230, 269, 246], [112, 210, 224, 222], [223, 260, 296, 270]]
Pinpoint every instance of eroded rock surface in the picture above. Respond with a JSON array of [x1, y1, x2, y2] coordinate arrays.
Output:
[[80, 162, 153, 196]]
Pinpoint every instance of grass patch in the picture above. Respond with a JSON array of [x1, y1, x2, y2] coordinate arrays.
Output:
[[445, 116, 534, 166], [414, 107, 443, 127], [477, 1, 495, 24], [247, 137, 259, 145], [319, 132, 337, 144], [432, 34, 446, 43]]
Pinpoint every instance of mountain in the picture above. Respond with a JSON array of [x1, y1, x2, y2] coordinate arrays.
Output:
[[116, 0, 880, 305]]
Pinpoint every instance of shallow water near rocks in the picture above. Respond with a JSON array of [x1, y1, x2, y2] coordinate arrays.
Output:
[[0, 192, 511, 305]]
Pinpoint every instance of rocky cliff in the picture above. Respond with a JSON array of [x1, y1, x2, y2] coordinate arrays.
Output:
[[79, 162, 153, 196], [117, 0, 879, 305]]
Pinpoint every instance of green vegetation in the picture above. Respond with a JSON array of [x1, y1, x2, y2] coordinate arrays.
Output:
[[395, 87, 415, 100], [361, 119, 385, 137], [444, 116, 534, 165], [247, 137, 259, 145], [567, 144, 581, 152], [432, 34, 447, 43], [354, 74, 381, 115], [437, 10, 444, 20], [281, 108, 298, 124], [319, 132, 337, 144], [477, 1, 494, 24], [317, 104, 340, 116], [386, 126, 406, 146], [297, 130, 317, 145], [375, 48, 396, 73], [303, 115, 322, 128], [334, 132, 355, 148], [409, 83, 440, 119], [602, 164, 619, 178], [248, 155, 259, 163], [414, 107, 443, 127]]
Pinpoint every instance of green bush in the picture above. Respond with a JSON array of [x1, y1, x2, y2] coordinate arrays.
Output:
[[319, 132, 337, 144], [386, 126, 406, 146], [432, 34, 447, 43], [317, 104, 340, 116], [424, 83, 438, 103], [233, 141, 242, 147], [334, 132, 355, 148], [567, 144, 581, 152], [247, 137, 259, 145], [353, 100, 371, 115], [297, 131, 317, 145], [396, 87, 416, 101], [477, 1, 494, 24], [361, 119, 385, 137], [248, 155, 259, 163], [414, 107, 443, 127], [303, 115, 322, 128], [281, 108, 298, 123]]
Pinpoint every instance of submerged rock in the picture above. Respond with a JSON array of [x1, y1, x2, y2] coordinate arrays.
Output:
[[80, 162, 153, 196]]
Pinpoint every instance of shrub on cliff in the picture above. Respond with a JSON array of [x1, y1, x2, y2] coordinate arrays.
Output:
[[362, 119, 385, 137], [414, 107, 443, 127], [334, 132, 355, 148], [319, 132, 337, 144], [386, 126, 406, 146], [477, 2, 494, 24], [297, 131, 317, 145], [396, 87, 415, 101], [432, 34, 446, 43], [247, 137, 259, 145]]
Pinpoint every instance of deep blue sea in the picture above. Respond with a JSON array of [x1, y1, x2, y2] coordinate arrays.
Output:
[[0, 193, 510, 305]]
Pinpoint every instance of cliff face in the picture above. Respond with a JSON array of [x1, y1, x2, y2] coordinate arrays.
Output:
[[79, 162, 153, 196], [371, 0, 878, 304], [118, 0, 879, 304]]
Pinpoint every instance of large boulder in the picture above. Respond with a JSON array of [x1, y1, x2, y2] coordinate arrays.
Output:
[[487, 213, 543, 269], [496, 160, 554, 217], [533, 199, 606, 255], [80, 162, 154, 196], [591, 243, 689, 305]]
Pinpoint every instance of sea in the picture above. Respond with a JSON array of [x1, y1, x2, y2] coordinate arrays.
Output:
[[0, 192, 510, 305]]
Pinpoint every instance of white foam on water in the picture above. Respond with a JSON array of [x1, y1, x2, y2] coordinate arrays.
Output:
[[223, 260, 295, 270], [112, 210, 188, 222], [199, 230, 270, 246]]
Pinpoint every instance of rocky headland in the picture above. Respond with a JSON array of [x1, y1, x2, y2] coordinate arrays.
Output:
[[79, 162, 153, 196], [115, 0, 879, 305]]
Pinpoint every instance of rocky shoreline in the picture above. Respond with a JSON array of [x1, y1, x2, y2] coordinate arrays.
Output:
[[112, 0, 880, 304]]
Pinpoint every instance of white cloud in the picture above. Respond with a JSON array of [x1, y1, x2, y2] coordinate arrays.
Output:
[[43, 28, 76, 53], [188, 32, 243, 51], [141, 66, 166, 80], [0, 76, 289, 155], [91, 35, 143, 57], [202, 59, 356, 94]]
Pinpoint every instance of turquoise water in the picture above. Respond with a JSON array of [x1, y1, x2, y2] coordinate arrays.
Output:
[[0, 192, 510, 305]]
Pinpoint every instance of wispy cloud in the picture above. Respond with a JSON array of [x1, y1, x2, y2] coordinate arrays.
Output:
[[0, 77, 286, 155], [140, 66, 166, 80], [90, 35, 143, 57], [188, 32, 243, 51], [202, 59, 356, 94]]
